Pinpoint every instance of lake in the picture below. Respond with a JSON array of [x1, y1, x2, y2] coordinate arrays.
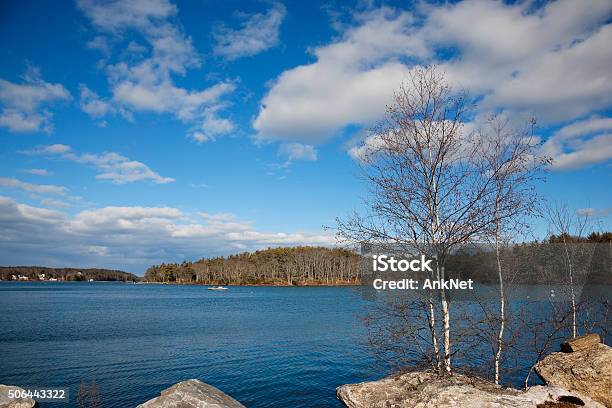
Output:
[[0, 282, 382, 407], [1, 281, 608, 407]]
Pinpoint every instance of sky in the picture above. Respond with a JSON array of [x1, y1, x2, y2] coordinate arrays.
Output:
[[0, 0, 611, 274]]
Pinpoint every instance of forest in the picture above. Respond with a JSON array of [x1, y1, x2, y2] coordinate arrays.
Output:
[[144, 246, 362, 285], [0, 266, 138, 282], [144, 232, 612, 286]]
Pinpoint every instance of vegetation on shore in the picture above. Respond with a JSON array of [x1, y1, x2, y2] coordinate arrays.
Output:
[[145, 246, 362, 285], [143, 232, 612, 286], [0, 266, 138, 282]]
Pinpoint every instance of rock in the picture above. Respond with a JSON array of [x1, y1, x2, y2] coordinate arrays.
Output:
[[535, 343, 611, 407], [336, 370, 605, 408], [524, 385, 606, 408], [561, 334, 601, 353], [137, 379, 245, 408], [0, 385, 36, 408]]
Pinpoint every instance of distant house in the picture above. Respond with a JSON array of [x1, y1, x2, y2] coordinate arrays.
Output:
[[17, 275, 29, 280]]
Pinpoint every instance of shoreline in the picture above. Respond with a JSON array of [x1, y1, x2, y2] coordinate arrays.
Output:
[[139, 281, 363, 287], [0, 280, 363, 287]]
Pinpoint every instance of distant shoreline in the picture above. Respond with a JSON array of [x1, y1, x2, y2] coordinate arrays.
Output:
[[139, 281, 362, 287], [0, 280, 362, 287]]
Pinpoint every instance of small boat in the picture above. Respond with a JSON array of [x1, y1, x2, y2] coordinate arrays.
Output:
[[208, 286, 228, 291]]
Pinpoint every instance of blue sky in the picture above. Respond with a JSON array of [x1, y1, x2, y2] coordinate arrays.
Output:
[[0, 0, 611, 273]]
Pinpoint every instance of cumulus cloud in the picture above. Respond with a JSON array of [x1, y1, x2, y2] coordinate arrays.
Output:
[[79, 84, 132, 121], [0, 196, 335, 272], [77, 0, 235, 141], [0, 67, 71, 133], [254, 0, 612, 171], [254, 7, 423, 143], [213, 2, 286, 60], [542, 116, 612, 170], [0, 177, 67, 195], [26, 144, 174, 184]]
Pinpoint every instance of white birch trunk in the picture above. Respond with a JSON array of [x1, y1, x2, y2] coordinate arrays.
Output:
[[494, 225, 505, 385]]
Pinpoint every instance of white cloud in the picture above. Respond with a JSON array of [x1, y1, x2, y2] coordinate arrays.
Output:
[[77, 0, 235, 141], [40, 198, 71, 208], [78, 84, 112, 118], [576, 207, 612, 218], [77, 0, 178, 33], [189, 107, 235, 143], [213, 2, 286, 60], [553, 116, 612, 141], [0, 196, 335, 272], [22, 168, 52, 176], [0, 177, 66, 195], [36, 143, 72, 154], [86, 36, 111, 55], [278, 143, 317, 161], [79, 84, 133, 121], [0, 67, 71, 133], [254, 7, 423, 143], [27, 144, 174, 184], [548, 133, 612, 170], [347, 132, 388, 163], [481, 24, 612, 120], [542, 116, 612, 170], [254, 0, 612, 171]]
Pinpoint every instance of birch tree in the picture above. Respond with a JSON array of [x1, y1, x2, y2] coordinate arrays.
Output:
[[545, 202, 590, 338], [477, 116, 547, 384], [337, 66, 546, 374]]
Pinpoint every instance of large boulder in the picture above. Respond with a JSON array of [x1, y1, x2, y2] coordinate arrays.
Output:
[[336, 370, 605, 408], [0, 385, 36, 408], [137, 380, 245, 408], [535, 342, 612, 407]]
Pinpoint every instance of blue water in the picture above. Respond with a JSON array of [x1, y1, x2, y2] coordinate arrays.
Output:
[[0, 282, 382, 407]]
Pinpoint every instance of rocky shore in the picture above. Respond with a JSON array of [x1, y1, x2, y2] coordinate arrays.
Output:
[[336, 334, 611, 408]]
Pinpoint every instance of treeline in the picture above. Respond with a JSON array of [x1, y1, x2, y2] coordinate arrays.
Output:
[[549, 232, 612, 243], [0, 266, 138, 282], [144, 238, 612, 286], [446, 240, 612, 284], [145, 246, 362, 285]]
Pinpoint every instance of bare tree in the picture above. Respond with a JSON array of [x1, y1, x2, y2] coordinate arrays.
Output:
[[337, 66, 545, 374], [545, 202, 590, 338], [477, 116, 547, 384]]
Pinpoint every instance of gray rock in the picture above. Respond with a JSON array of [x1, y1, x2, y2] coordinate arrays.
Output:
[[524, 385, 606, 408], [535, 342, 612, 407], [137, 379, 245, 408], [0, 385, 36, 408], [336, 370, 605, 408]]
